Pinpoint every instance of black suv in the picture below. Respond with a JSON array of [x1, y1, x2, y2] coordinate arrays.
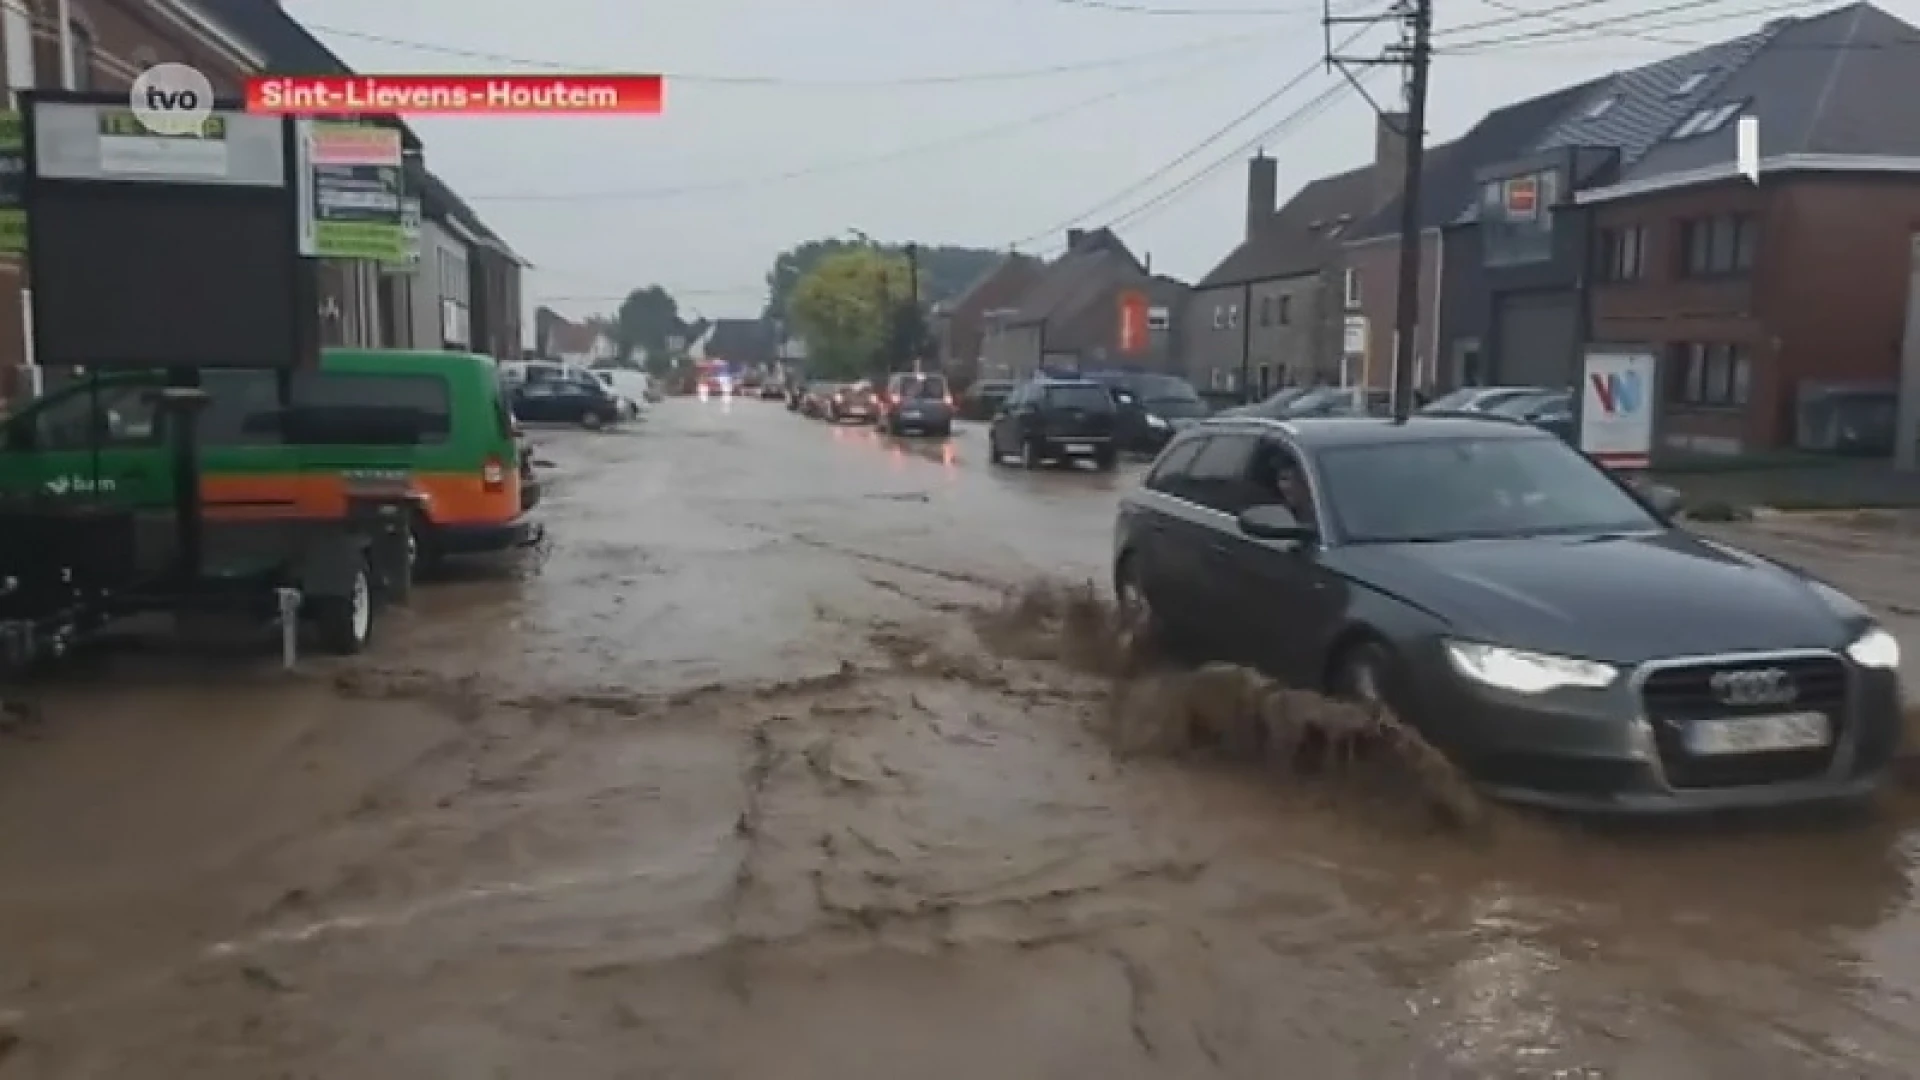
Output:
[[988, 377, 1118, 469], [1113, 415, 1905, 814]]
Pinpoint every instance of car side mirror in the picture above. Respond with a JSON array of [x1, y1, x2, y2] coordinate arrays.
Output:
[[1237, 503, 1313, 542], [1642, 483, 1683, 516]]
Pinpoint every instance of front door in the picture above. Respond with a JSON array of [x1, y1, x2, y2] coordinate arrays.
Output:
[[1223, 439, 1340, 684]]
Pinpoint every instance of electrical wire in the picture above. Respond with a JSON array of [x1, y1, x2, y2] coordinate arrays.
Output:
[[460, 36, 1274, 201], [1470, 0, 1697, 48], [1439, 0, 1802, 52], [1046, 0, 1316, 15], [1006, 22, 1374, 249], [307, 22, 1276, 87]]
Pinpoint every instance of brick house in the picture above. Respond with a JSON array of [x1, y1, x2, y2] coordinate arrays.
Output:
[[934, 252, 1042, 385], [1579, 3, 1920, 454], [982, 228, 1185, 380], [0, 0, 264, 394]]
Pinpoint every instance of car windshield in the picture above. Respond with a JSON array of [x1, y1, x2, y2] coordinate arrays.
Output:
[[1420, 387, 1485, 412], [1281, 387, 1347, 414], [1318, 436, 1660, 543], [1046, 385, 1116, 411], [898, 375, 947, 399]]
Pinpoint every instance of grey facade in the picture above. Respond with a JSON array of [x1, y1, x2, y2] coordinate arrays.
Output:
[[391, 218, 470, 351]]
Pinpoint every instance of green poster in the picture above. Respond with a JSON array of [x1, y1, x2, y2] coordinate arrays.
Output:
[[0, 112, 22, 255], [307, 121, 405, 261]]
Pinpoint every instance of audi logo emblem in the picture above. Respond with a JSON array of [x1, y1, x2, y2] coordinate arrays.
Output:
[[1708, 667, 1797, 707]]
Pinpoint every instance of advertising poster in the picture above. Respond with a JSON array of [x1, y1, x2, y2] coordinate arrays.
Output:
[[1118, 290, 1148, 354], [1580, 348, 1656, 468], [302, 121, 405, 261]]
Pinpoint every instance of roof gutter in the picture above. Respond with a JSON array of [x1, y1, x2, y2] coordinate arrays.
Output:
[[152, 0, 265, 71], [1575, 154, 1920, 204]]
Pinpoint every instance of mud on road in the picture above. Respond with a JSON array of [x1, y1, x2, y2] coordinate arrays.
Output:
[[0, 399, 1917, 1078]]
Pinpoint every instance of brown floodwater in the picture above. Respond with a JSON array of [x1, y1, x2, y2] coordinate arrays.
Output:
[[0, 399, 1913, 1078]]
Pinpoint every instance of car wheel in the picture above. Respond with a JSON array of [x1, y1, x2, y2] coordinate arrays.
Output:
[[1020, 438, 1040, 469], [1332, 639, 1398, 713], [582, 410, 604, 431], [312, 559, 373, 655], [1115, 554, 1173, 660], [935, 423, 952, 438]]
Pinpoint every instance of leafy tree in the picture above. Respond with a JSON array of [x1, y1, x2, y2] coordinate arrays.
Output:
[[763, 238, 1002, 322], [614, 285, 684, 361], [788, 248, 917, 380]]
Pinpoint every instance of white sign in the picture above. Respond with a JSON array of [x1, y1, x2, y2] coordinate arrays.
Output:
[[1737, 115, 1759, 184], [1579, 349, 1655, 468], [1343, 315, 1367, 357], [98, 134, 228, 177]]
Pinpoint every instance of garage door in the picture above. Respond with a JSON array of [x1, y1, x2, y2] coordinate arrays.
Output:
[[1493, 291, 1579, 388]]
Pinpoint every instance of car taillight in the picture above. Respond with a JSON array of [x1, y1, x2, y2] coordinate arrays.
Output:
[[483, 456, 506, 490], [943, 394, 953, 406]]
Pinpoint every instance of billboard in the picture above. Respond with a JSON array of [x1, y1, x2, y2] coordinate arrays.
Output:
[[1118, 290, 1148, 354], [1580, 349, 1655, 468]]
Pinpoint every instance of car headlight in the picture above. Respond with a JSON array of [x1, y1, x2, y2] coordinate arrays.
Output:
[[1146, 413, 1168, 428], [1445, 640, 1617, 693], [1847, 626, 1900, 669]]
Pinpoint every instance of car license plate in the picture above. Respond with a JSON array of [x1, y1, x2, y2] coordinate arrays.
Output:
[[1064, 442, 1093, 453], [1685, 711, 1830, 755]]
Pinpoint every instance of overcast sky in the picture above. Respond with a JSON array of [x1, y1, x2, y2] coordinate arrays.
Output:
[[290, 0, 1914, 326]]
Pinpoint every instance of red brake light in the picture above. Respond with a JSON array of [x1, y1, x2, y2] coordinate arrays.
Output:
[[483, 456, 506, 490]]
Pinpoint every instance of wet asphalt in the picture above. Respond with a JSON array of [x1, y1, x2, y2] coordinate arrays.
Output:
[[0, 395, 1916, 1077]]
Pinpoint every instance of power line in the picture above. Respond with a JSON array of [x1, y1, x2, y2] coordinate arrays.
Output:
[[1046, 0, 1314, 15], [1470, 0, 1697, 47], [307, 22, 1273, 87], [1007, 22, 1377, 249], [1439, 0, 1800, 52], [460, 37, 1272, 202]]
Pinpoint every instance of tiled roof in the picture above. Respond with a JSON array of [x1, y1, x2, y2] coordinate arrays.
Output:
[[1196, 165, 1376, 287], [1531, 29, 1775, 167], [1008, 229, 1144, 325], [1613, 3, 1920, 187]]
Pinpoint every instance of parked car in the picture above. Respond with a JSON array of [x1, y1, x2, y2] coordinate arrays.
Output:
[[1217, 386, 1315, 419], [1419, 385, 1552, 415], [799, 381, 841, 418], [960, 379, 1015, 421], [875, 372, 954, 437], [825, 382, 878, 423], [1085, 372, 1210, 454], [509, 372, 624, 429], [1113, 414, 1904, 814], [585, 368, 648, 419], [987, 377, 1118, 469], [1267, 385, 1392, 418], [1487, 389, 1574, 442]]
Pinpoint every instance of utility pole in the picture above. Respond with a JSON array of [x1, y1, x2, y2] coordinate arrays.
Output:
[[906, 242, 921, 374], [1326, 0, 1433, 421]]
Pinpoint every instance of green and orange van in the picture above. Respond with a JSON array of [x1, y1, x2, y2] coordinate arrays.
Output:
[[0, 349, 538, 565]]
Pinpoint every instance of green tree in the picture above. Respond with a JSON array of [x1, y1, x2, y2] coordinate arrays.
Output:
[[614, 285, 684, 361], [762, 238, 1002, 322], [788, 248, 917, 380]]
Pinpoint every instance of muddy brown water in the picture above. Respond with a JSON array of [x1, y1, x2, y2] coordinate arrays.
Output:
[[0, 401, 1914, 1077]]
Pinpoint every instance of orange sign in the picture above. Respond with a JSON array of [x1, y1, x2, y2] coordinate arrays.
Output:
[[1118, 291, 1149, 354], [1504, 176, 1538, 217]]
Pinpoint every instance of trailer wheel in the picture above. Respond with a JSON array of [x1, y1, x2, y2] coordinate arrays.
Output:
[[313, 560, 373, 655]]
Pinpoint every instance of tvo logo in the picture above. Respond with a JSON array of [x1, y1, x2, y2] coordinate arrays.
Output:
[[129, 63, 214, 136]]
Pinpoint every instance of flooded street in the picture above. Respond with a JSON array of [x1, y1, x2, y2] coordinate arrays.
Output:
[[1, 397, 1918, 1077]]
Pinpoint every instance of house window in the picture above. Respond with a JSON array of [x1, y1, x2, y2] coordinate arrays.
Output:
[[1343, 269, 1360, 309], [1670, 342, 1751, 407], [1679, 213, 1757, 277], [67, 21, 91, 90], [1669, 101, 1743, 140], [1278, 295, 1291, 325], [1225, 304, 1238, 329], [1670, 70, 1710, 97], [1594, 225, 1647, 282], [1212, 304, 1226, 330], [1259, 296, 1272, 326]]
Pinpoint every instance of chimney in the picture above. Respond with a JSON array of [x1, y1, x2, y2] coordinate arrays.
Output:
[[1144, 252, 1152, 273], [1374, 111, 1409, 211], [1066, 228, 1086, 251], [1246, 153, 1277, 240]]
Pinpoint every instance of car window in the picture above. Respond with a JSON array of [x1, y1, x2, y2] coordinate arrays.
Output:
[[1045, 385, 1115, 411], [1184, 434, 1259, 512], [201, 369, 284, 445], [1318, 436, 1660, 543], [1145, 436, 1205, 493], [1246, 439, 1317, 525], [288, 372, 451, 445], [33, 381, 160, 449], [1421, 387, 1482, 412]]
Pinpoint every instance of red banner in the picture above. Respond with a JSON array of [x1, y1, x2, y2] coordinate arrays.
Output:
[[1118, 291, 1149, 354]]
